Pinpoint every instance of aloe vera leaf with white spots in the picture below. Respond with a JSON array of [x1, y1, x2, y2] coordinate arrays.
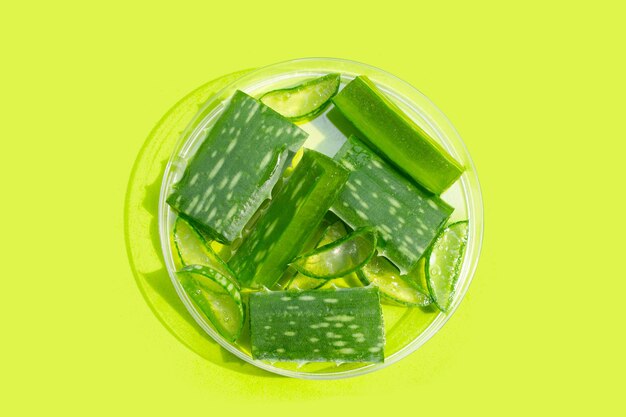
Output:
[[167, 90, 308, 244], [260, 73, 341, 122], [331, 136, 453, 274], [249, 287, 384, 363], [177, 265, 244, 342], [291, 227, 377, 279], [357, 256, 431, 307], [228, 149, 349, 289], [332, 76, 463, 194]]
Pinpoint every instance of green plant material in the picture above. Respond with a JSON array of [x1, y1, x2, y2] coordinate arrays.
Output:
[[167, 90, 308, 243], [332, 136, 453, 274], [228, 149, 349, 288], [332, 76, 463, 194], [358, 256, 431, 307], [260, 73, 341, 122], [249, 287, 385, 363], [426, 221, 469, 312], [177, 265, 244, 342], [291, 228, 377, 279]]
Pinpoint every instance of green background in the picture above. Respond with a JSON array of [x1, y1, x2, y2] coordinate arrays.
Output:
[[1, 0, 624, 415]]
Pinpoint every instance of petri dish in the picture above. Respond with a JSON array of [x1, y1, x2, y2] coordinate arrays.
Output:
[[158, 58, 483, 379]]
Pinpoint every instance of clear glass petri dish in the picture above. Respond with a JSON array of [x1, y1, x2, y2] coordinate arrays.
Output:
[[159, 58, 483, 379]]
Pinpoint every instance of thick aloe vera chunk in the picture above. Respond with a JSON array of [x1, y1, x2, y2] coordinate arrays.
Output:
[[332, 136, 453, 274], [167, 90, 308, 243], [249, 287, 384, 363], [228, 149, 349, 288], [333, 76, 463, 194]]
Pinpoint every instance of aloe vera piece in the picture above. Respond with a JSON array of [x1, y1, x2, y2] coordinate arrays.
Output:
[[358, 256, 431, 307], [173, 216, 238, 285], [291, 227, 377, 279], [260, 73, 341, 122], [228, 149, 349, 288], [177, 265, 244, 342], [167, 90, 308, 244], [426, 221, 469, 312], [332, 136, 453, 274], [332, 76, 463, 194], [249, 287, 384, 363]]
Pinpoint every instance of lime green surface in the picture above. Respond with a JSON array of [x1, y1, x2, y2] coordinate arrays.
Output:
[[2, 1, 625, 416]]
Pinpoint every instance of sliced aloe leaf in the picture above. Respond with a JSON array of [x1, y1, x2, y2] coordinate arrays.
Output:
[[177, 265, 244, 342], [249, 287, 385, 363], [332, 76, 463, 194], [173, 216, 238, 287], [228, 149, 349, 288], [332, 136, 453, 274], [291, 227, 377, 279], [426, 221, 469, 312], [260, 73, 341, 122], [167, 90, 308, 244], [358, 256, 431, 307]]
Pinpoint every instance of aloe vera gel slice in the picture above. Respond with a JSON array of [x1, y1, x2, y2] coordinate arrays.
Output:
[[249, 287, 384, 363], [291, 227, 377, 279], [358, 256, 431, 307], [228, 149, 349, 288], [333, 76, 463, 194], [332, 136, 453, 274], [173, 216, 236, 282], [177, 265, 244, 342], [260, 74, 340, 122], [426, 221, 469, 312], [167, 90, 308, 243]]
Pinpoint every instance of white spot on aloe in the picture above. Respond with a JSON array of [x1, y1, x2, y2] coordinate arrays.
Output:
[[226, 138, 238, 153], [245, 110, 255, 123], [346, 182, 357, 192], [207, 207, 217, 221], [283, 331, 296, 336], [211, 150, 218, 158], [325, 332, 342, 339], [187, 195, 200, 212], [264, 325, 271, 330], [356, 210, 368, 220], [348, 324, 359, 329], [309, 337, 319, 343], [342, 160, 355, 170], [218, 177, 229, 190], [226, 206, 237, 220], [333, 341, 347, 347], [334, 323, 343, 328], [368, 347, 381, 353], [339, 348, 355, 354], [208, 158, 225, 179], [289, 321, 295, 325], [323, 298, 338, 304], [259, 151, 273, 170], [324, 315, 355, 322], [299, 295, 315, 301], [372, 160, 383, 169], [280, 296, 290, 301], [387, 197, 401, 208], [287, 305, 299, 310], [228, 172, 242, 189], [276, 348, 285, 353], [291, 180, 306, 197], [189, 173, 200, 186], [275, 128, 284, 136]]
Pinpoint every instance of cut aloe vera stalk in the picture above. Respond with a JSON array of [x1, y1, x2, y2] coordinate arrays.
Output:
[[167, 90, 308, 244], [177, 265, 244, 342], [228, 149, 349, 288], [291, 227, 377, 279], [260, 73, 340, 122], [332, 136, 453, 274], [332, 76, 463, 194], [173, 216, 237, 285], [358, 256, 431, 307], [249, 287, 384, 363], [426, 221, 469, 312]]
